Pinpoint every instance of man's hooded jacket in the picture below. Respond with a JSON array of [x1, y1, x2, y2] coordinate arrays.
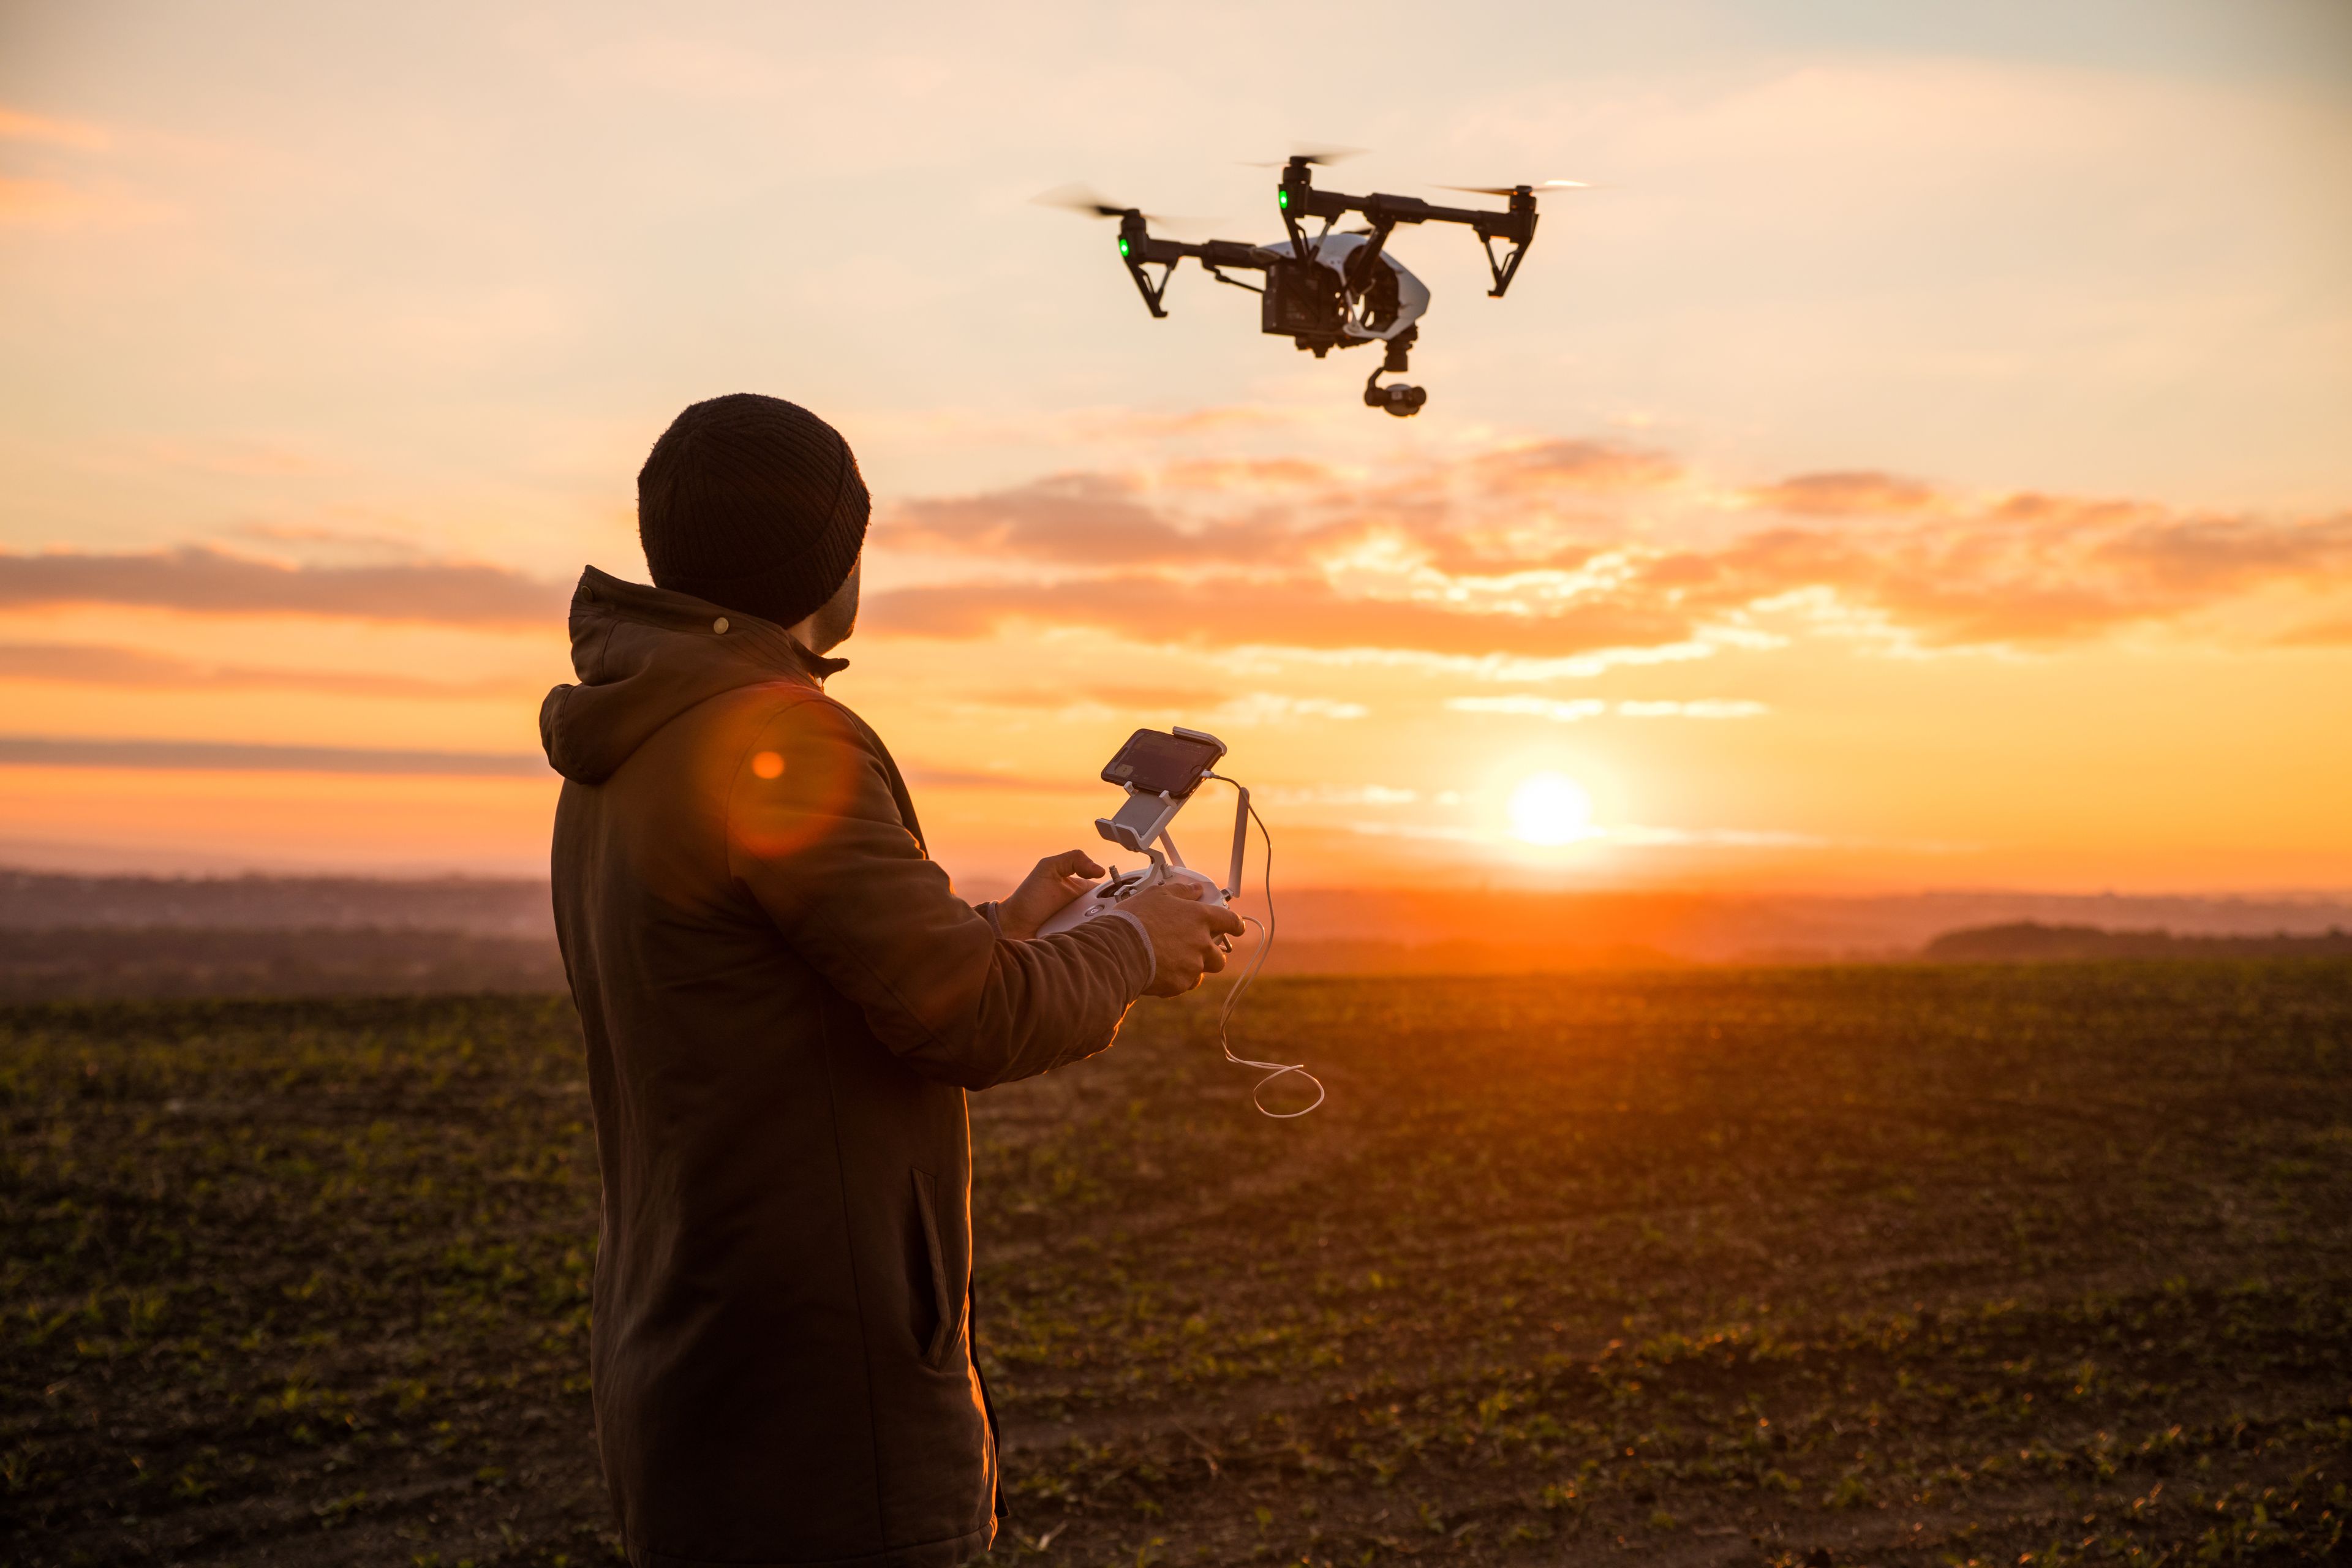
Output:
[[541, 567, 1152, 1568]]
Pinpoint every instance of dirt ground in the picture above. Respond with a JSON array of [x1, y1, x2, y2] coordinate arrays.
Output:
[[4, 962, 2348, 1566]]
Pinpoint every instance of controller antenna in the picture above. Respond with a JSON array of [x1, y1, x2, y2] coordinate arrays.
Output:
[[1225, 783, 1251, 900]]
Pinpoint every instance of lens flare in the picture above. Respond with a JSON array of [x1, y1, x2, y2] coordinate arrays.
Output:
[[1508, 772, 1594, 846]]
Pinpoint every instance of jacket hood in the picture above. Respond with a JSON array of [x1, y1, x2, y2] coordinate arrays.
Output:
[[539, 565, 847, 785]]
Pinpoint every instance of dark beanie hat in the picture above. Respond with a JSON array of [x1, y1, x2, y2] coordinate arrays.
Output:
[[637, 393, 870, 629]]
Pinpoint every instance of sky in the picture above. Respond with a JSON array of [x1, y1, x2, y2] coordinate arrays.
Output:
[[1, 0, 2348, 892]]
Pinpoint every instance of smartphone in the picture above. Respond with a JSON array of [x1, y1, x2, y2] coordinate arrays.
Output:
[[1101, 728, 1226, 797]]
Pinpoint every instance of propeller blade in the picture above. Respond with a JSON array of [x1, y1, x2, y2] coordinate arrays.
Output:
[[1031, 184, 1139, 219], [1240, 143, 1367, 168], [1435, 179, 1593, 196], [1029, 184, 1218, 230]]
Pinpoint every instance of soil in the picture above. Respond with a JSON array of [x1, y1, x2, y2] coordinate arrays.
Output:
[[4, 962, 2348, 1565]]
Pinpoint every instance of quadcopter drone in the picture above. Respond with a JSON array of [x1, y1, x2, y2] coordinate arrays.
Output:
[[1044, 153, 1581, 417]]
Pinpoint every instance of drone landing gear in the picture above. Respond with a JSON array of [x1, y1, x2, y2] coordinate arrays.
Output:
[[1362, 332, 1427, 418]]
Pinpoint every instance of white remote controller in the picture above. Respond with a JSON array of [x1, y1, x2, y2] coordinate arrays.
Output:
[[1035, 860, 1229, 940], [1027, 725, 1320, 1116]]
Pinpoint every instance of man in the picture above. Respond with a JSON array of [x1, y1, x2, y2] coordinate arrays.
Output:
[[541, 393, 1241, 1568]]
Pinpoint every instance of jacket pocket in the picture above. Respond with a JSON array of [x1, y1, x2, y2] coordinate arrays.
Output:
[[908, 1169, 957, 1367]]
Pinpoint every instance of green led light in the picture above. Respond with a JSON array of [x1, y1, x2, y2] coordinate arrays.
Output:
[[1278, 190, 1289, 209], [1118, 238, 1129, 256]]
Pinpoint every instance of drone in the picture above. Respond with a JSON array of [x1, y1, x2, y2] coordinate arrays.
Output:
[[1043, 153, 1581, 417]]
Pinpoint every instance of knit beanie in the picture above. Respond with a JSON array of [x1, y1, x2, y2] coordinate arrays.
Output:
[[637, 394, 870, 629]]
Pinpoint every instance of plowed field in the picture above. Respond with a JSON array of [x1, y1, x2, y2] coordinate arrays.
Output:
[[6, 962, 2348, 1565]]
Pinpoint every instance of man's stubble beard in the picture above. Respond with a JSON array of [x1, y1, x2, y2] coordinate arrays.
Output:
[[797, 557, 861, 655]]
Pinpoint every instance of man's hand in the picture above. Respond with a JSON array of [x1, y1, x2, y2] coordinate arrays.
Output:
[[997, 850, 1106, 941], [1124, 880, 1247, 997]]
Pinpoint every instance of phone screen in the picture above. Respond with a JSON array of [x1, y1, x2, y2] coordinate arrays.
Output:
[[1102, 729, 1223, 796]]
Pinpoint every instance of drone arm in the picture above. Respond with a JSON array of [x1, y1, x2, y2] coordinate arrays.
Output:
[[1289, 174, 1547, 299], [1194, 237, 1273, 294], [1120, 225, 1275, 316]]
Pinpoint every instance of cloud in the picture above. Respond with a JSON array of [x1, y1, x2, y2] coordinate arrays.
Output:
[[1448, 695, 1608, 723], [1693, 508, 2352, 646], [19, 440, 2345, 673], [0, 546, 566, 625], [0, 173, 145, 228], [967, 683, 1366, 725], [1474, 440, 1683, 494], [0, 641, 527, 698], [0, 734, 548, 777], [2092, 512, 2352, 594], [1210, 693, 1368, 724], [864, 439, 2352, 665], [2275, 617, 2352, 648], [896, 766, 1093, 794], [1616, 699, 1770, 718], [882, 475, 1207, 565], [1261, 783, 1422, 807], [1743, 470, 1938, 516], [864, 575, 1695, 659], [1444, 696, 1768, 723], [0, 105, 110, 150], [981, 682, 1219, 712]]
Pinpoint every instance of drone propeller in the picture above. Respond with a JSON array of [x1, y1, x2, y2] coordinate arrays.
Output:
[[1031, 184, 1148, 219], [1436, 179, 1593, 196], [1030, 184, 1216, 229], [1240, 143, 1365, 168]]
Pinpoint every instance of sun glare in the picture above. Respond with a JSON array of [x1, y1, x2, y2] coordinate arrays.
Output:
[[1507, 772, 1594, 846]]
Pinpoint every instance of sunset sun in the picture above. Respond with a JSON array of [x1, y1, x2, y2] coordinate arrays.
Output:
[[1507, 772, 1595, 846]]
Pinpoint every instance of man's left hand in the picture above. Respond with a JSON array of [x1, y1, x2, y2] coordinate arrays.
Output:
[[997, 850, 1106, 940]]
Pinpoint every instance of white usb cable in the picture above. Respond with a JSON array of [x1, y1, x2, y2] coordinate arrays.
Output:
[[1205, 774, 1324, 1118]]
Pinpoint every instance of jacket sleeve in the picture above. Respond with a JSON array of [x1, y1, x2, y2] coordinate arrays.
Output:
[[724, 695, 1153, 1090]]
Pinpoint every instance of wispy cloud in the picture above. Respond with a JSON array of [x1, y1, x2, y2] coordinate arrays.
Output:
[[0, 734, 548, 777], [1445, 695, 1770, 723], [1447, 695, 1608, 723], [2276, 617, 2352, 648], [1616, 699, 1770, 718], [1210, 692, 1368, 724], [17, 438, 2348, 675], [0, 173, 146, 228], [0, 105, 111, 150], [0, 546, 565, 625], [0, 641, 528, 698], [869, 440, 2352, 663], [1741, 470, 1938, 516], [863, 576, 1692, 659]]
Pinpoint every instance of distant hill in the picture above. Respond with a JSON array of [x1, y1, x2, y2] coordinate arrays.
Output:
[[0, 867, 551, 937], [4, 866, 2351, 998], [0, 927, 567, 1002], [1923, 921, 2352, 962]]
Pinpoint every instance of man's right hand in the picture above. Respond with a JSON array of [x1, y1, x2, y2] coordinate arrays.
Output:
[[1123, 880, 1247, 997]]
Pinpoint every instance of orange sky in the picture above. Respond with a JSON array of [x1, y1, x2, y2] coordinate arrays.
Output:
[[2, 2, 2349, 892]]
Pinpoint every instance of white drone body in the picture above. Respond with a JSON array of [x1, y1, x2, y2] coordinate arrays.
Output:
[[1264, 232, 1430, 344]]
